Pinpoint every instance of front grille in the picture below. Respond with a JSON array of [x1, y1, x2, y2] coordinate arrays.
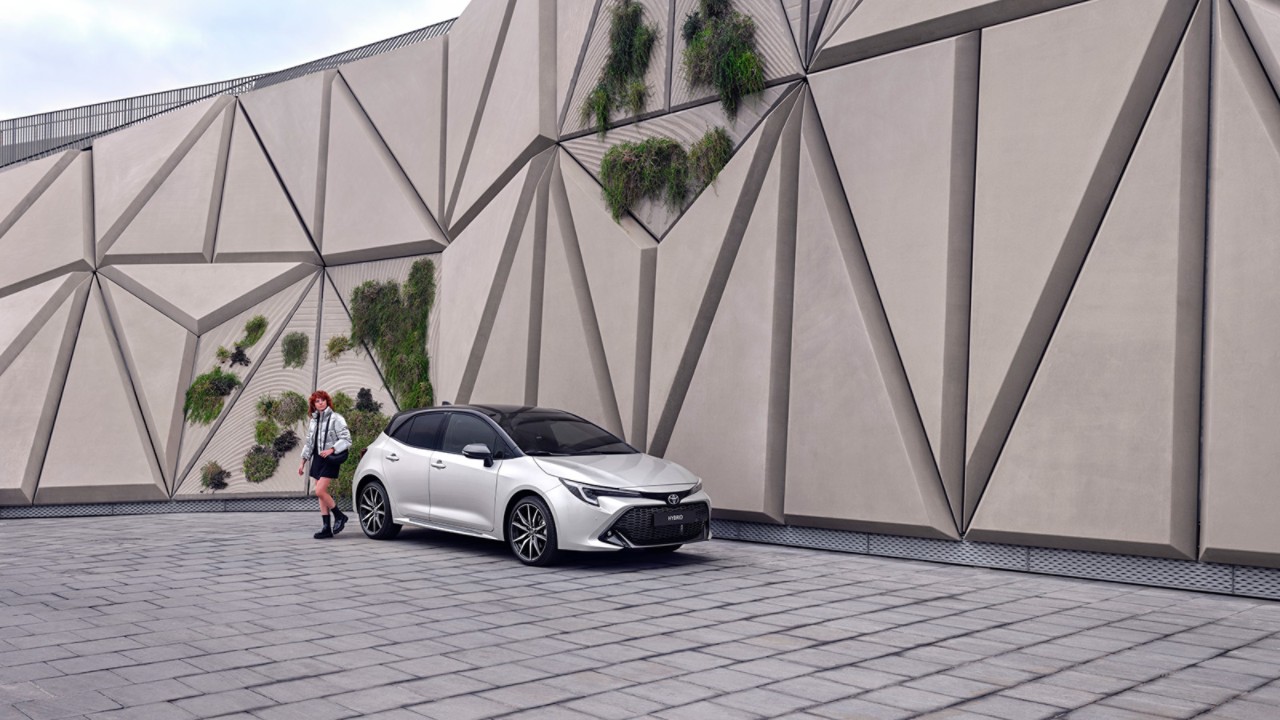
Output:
[[610, 503, 708, 546]]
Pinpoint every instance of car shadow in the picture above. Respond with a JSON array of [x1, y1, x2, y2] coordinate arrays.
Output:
[[392, 526, 720, 569]]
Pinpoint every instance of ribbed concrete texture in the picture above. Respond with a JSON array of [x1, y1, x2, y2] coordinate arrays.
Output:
[[5, 0, 1280, 581]]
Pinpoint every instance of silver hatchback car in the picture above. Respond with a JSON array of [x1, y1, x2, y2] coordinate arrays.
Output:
[[350, 405, 712, 565]]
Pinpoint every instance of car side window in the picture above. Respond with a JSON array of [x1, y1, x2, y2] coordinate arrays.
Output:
[[406, 413, 445, 451], [440, 413, 498, 456], [390, 417, 416, 445]]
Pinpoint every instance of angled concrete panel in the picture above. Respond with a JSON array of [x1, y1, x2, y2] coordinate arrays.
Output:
[[92, 97, 228, 252], [0, 273, 83, 375], [812, 0, 1090, 71], [811, 0, 859, 54], [175, 279, 321, 497], [213, 105, 319, 264], [99, 262, 315, 335], [0, 277, 88, 505], [238, 71, 334, 238], [174, 273, 317, 483], [670, 0, 802, 110], [810, 34, 978, 526], [1202, 1, 1280, 568], [557, 0, 599, 126], [318, 273, 398, 417], [662, 95, 799, 521], [968, 2, 1207, 559], [0, 151, 75, 235], [966, 0, 1195, 525], [781, 0, 809, 67], [322, 77, 447, 265], [785, 97, 957, 539], [0, 151, 93, 299], [101, 277, 197, 490], [449, 0, 557, 234], [340, 35, 448, 218], [559, 152, 657, 445], [104, 103, 234, 265], [562, 83, 794, 238], [562, 0, 670, 137], [1235, 0, 1280, 97], [37, 281, 167, 504]]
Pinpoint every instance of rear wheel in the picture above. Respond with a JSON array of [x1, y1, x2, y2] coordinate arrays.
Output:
[[358, 481, 401, 540], [508, 496, 559, 566]]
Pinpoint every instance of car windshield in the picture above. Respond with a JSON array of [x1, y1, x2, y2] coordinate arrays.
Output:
[[496, 411, 636, 456]]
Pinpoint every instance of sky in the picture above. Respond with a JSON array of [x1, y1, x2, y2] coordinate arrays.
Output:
[[0, 0, 472, 119]]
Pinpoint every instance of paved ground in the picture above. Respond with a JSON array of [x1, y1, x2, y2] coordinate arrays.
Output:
[[2, 516, 1280, 720]]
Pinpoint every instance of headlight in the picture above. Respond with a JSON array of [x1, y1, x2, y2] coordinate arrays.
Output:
[[560, 478, 641, 506]]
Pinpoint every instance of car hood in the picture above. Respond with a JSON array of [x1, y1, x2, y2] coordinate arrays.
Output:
[[532, 454, 698, 489]]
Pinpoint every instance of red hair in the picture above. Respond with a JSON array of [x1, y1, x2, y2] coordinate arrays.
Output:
[[308, 391, 333, 413]]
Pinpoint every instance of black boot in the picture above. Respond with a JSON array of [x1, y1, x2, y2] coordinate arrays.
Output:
[[314, 514, 333, 539], [332, 508, 347, 536]]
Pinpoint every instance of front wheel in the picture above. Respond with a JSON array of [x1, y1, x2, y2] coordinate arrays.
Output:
[[508, 496, 559, 566], [358, 481, 401, 540]]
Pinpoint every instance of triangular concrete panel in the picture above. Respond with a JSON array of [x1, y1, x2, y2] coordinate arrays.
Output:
[[213, 105, 319, 264], [322, 77, 447, 265], [562, 83, 794, 239], [670, 0, 803, 110], [100, 277, 197, 490], [175, 278, 321, 497], [341, 35, 448, 218], [812, 0, 859, 55], [562, 0, 670, 137], [99, 262, 315, 335], [448, 0, 556, 235], [663, 96, 800, 522], [810, 35, 978, 526], [558, 152, 657, 445], [781, 0, 823, 67], [438, 153, 551, 404], [969, 2, 1206, 559], [557, 0, 599, 128], [648, 90, 800, 454], [37, 281, 167, 504], [784, 97, 957, 539], [1201, 1, 1280, 566], [1232, 0, 1280, 98], [173, 272, 318, 483], [318, 274, 398, 418], [104, 103, 234, 264], [0, 277, 89, 505], [92, 97, 228, 252], [0, 151, 74, 233], [0, 273, 84, 375], [238, 71, 334, 238], [0, 151, 93, 299], [812, 0, 1089, 71], [966, 0, 1195, 523]]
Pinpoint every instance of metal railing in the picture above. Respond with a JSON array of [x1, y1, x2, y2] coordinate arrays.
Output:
[[0, 17, 455, 168]]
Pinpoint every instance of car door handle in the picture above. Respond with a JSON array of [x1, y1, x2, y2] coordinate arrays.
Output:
[[387, 453, 399, 462], [431, 460, 446, 469]]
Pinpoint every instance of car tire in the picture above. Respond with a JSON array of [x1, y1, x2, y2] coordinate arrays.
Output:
[[508, 496, 560, 566], [357, 481, 401, 540]]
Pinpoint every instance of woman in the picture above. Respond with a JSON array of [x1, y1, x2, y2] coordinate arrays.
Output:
[[297, 391, 353, 539]]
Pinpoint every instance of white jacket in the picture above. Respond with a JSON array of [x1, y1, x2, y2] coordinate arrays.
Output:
[[301, 408, 352, 460]]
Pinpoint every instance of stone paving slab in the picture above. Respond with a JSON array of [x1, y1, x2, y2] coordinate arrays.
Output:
[[2, 514, 1280, 719]]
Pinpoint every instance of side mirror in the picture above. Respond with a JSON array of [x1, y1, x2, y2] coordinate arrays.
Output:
[[462, 443, 495, 468]]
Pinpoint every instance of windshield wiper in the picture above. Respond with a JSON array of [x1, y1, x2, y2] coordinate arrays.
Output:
[[523, 450, 569, 456], [573, 449, 636, 455]]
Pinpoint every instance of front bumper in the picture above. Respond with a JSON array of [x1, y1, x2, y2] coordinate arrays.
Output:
[[548, 485, 713, 552]]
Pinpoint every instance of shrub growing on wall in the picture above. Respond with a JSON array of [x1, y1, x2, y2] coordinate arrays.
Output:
[[600, 137, 690, 220], [325, 335, 353, 362], [241, 315, 268, 347], [281, 332, 309, 369], [255, 418, 280, 446], [682, 0, 765, 118], [273, 429, 299, 456], [331, 391, 354, 416], [274, 391, 309, 427], [200, 461, 230, 491], [184, 367, 241, 425], [331, 389, 389, 502], [242, 445, 278, 484], [581, 0, 658, 136], [349, 258, 435, 409], [688, 126, 733, 188]]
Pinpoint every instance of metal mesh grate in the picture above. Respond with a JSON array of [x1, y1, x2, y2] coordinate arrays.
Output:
[[0, 498, 320, 518], [712, 520, 870, 554], [224, 497, 316, 513], [1029, 547, 1233, 594], [0, 504, 111, 518], [611, 503, 708, 546], [112, 501, 224, 515], [869, 534, 1028, 571], [1232, 566, 1280, 600]]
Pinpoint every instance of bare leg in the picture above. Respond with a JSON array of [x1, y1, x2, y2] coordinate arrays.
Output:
[[316, 477, 335, 514]]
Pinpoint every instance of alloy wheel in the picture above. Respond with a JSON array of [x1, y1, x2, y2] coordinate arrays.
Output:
[[360, 485, 385, 535], [510, 502, 548, 563]]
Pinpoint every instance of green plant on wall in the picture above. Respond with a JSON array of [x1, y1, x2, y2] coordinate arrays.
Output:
[[331, 387, 389, 502], [241, 315, 268, 347], [281, 332, 309, 369], [688, 126, 733, 188], [255, 418, 280, 446], [242, 445, 278, 484], [200, 461, 230, 491], [682, 0, 765, 118], [274, 391, 309, 426], [581, 0, 658, 136], [349, 258, 436, 409], [184, 367, 242, 425], [325, 335, 353, 362], [600, 137, 689, 220], [331, 391, 354, 416]]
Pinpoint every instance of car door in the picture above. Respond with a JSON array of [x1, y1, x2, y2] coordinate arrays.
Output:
[[429, 412, 502, 531], [385, 413, 444, 523]]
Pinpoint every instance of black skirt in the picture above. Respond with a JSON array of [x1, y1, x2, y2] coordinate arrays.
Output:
[[308, 454, 344, 480]]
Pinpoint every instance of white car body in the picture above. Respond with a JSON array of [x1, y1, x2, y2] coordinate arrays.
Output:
[[350, 405, 712, 563]]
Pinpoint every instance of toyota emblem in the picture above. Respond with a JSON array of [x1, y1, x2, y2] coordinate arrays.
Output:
[[667, 494, 680, 506]]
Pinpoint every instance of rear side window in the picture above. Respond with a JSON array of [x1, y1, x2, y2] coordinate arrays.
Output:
[[440, 413, 499, 455], [406, 413, 445, 451], [390, 418, 415, 445]]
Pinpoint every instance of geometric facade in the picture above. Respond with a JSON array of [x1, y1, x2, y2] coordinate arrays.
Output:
[[4, 0, 1280, 570]]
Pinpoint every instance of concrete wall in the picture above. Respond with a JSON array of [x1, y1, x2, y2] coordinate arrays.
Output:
[[1, 0, 1276, 568]]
